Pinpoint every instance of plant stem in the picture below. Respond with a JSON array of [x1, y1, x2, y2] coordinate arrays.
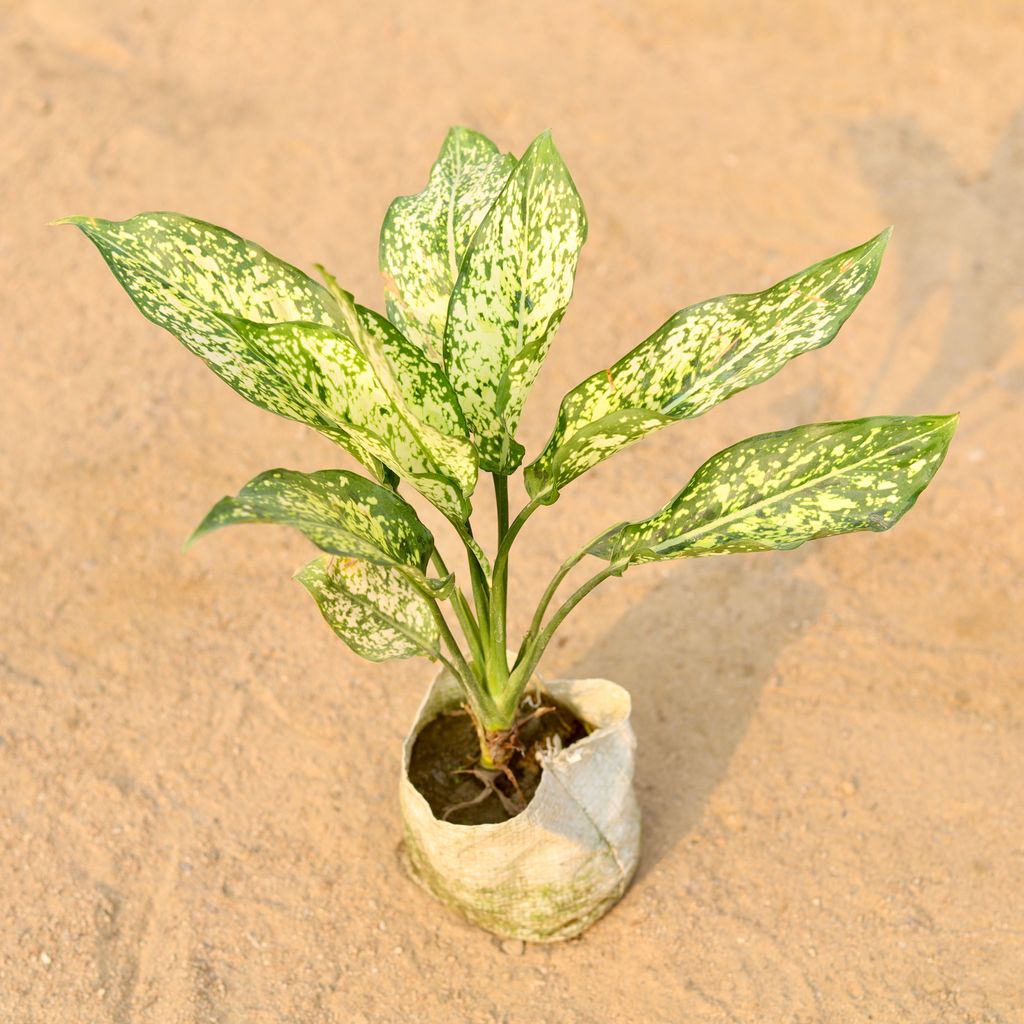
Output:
[[429, 547, 485, 672], [494, 473, 510, 541], [514, 523, 625, 668], [466, 543, 492, 638], [421, 589, 497, 727], [515, 546, 588, 667], [491, 494, 543, 594], [488, 474, 511, 694], [504, 562, 625, 716], [450, 518, 491, 640]]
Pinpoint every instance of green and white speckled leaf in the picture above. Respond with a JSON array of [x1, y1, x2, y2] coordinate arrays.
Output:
[[526, 231, 891, 501], [188, 468, 433, 570], [316, 267, 478, 503], [380, 128, 515, 359], [227, 318, 473, 520], [296, 555, 439, 662], [590, 415, 958, 565], [59, 213, 388, 480], [445, 131, 588, 473]]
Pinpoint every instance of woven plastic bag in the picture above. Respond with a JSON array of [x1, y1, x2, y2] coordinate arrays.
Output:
[[399, 667, 641, 942]]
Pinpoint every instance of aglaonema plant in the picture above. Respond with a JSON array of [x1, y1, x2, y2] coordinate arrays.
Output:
[[61, 127, 956, 864]]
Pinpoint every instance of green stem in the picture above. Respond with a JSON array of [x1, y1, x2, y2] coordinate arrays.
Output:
[[429, 547, 485, 672], [421, 589, 497, 725], [514, 522, 624, 669], [515, 546, 587, 668], [466, 545, 492, 638], [450, 518, 491, 639], [491, 494, 543, 593], [505, 562, 625, 716], [494, 473, 510, 541], [488, 474, 511, 693]]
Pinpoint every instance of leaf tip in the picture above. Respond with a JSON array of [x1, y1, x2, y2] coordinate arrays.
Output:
[[51, 215, 92, 229], [524, 128, 556, 158], [860, 225, 893, 258], [183, 509, 220, 552]]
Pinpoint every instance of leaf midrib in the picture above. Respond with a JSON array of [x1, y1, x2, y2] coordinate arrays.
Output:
[[630, 420, 944, 558], [657, 268, 867, 417], [541, 248, 877, 483], [93, 231, 468, 512], [234, 507, 409, 563]]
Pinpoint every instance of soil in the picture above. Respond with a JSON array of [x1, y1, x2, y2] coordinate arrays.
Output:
[[408, 697, 590, 825], [3, 3, 1022, 1022]]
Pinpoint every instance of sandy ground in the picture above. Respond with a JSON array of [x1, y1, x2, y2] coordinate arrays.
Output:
[[2, 2, 1023, 1021]]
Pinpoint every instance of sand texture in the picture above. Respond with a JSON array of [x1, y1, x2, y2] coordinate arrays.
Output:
[[2, 2, 1022, 1021]]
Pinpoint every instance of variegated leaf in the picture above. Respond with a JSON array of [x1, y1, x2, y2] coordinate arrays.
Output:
[[296, 555, 439, 662], [228, 318, 473, 520], [526, 231, 891, 501], [59, 213, 390, 480], [444, 131, 588, 473], [590, 415, 957, 565], [316, 267, 478, 502], [380, 127, 515, 359], [188, 468, 433, 570]]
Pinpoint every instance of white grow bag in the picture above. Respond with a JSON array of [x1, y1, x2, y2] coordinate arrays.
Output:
[[399, 667, 641, 942]]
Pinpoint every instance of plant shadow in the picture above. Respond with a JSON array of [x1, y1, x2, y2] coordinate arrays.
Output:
[[847, 109, 1024, 413], [567, 552, 822, 882]]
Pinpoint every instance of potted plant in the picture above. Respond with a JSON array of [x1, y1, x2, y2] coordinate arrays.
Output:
[[60, 127, 956, 942]]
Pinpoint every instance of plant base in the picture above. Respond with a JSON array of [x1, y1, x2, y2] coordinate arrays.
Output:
[[399, 666, 641, 942]]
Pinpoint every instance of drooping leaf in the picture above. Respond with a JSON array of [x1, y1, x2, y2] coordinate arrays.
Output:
[[188, 468, 433, 569], [316, 267, 478, 503], [227, 317, 473, 520], [296, 555, 439, 662], [379, 127, 516, 359], [590, 415, 958, 565], [59, 213, 389, 480], [444, 131, 588, 473], [526, 230, 892, 502]]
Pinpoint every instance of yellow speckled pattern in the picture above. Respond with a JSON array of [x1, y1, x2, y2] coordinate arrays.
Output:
[[592, 415, 958, 564], [296, 555, 439, 663], [444, 132, 588, 473], [380, 127, 516, 360], [190, 467, 433, 569], [526, 231, 891, 501]]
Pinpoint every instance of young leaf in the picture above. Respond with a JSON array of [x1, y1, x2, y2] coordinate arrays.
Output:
[[296, 556, 439, 662], [590, 414, 958, 565], [444, 131, 588, 473], [316, 267, 478, 503], [525, 231, 891, 502], [227, 318, 474, 520], [380, 127, 516, 359], [59, 213, 389, 480], [189, 468, 433, 569]]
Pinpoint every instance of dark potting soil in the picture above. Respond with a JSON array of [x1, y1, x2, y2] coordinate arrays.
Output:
[[408, 696, 590, 826]]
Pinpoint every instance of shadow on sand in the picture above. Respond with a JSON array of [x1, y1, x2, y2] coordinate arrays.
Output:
[[567, 551, 822, 881], [559, 109, 1024, 881], [848, 110, 1024, 412]]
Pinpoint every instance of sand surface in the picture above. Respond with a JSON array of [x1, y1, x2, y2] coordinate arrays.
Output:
[[2, 2, 1022, 1021]]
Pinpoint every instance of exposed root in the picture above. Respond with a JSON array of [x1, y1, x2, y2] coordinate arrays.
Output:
[[441, 768, 523, 820], [439, 703, 563, 820], [421, 693, 588, 824]]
